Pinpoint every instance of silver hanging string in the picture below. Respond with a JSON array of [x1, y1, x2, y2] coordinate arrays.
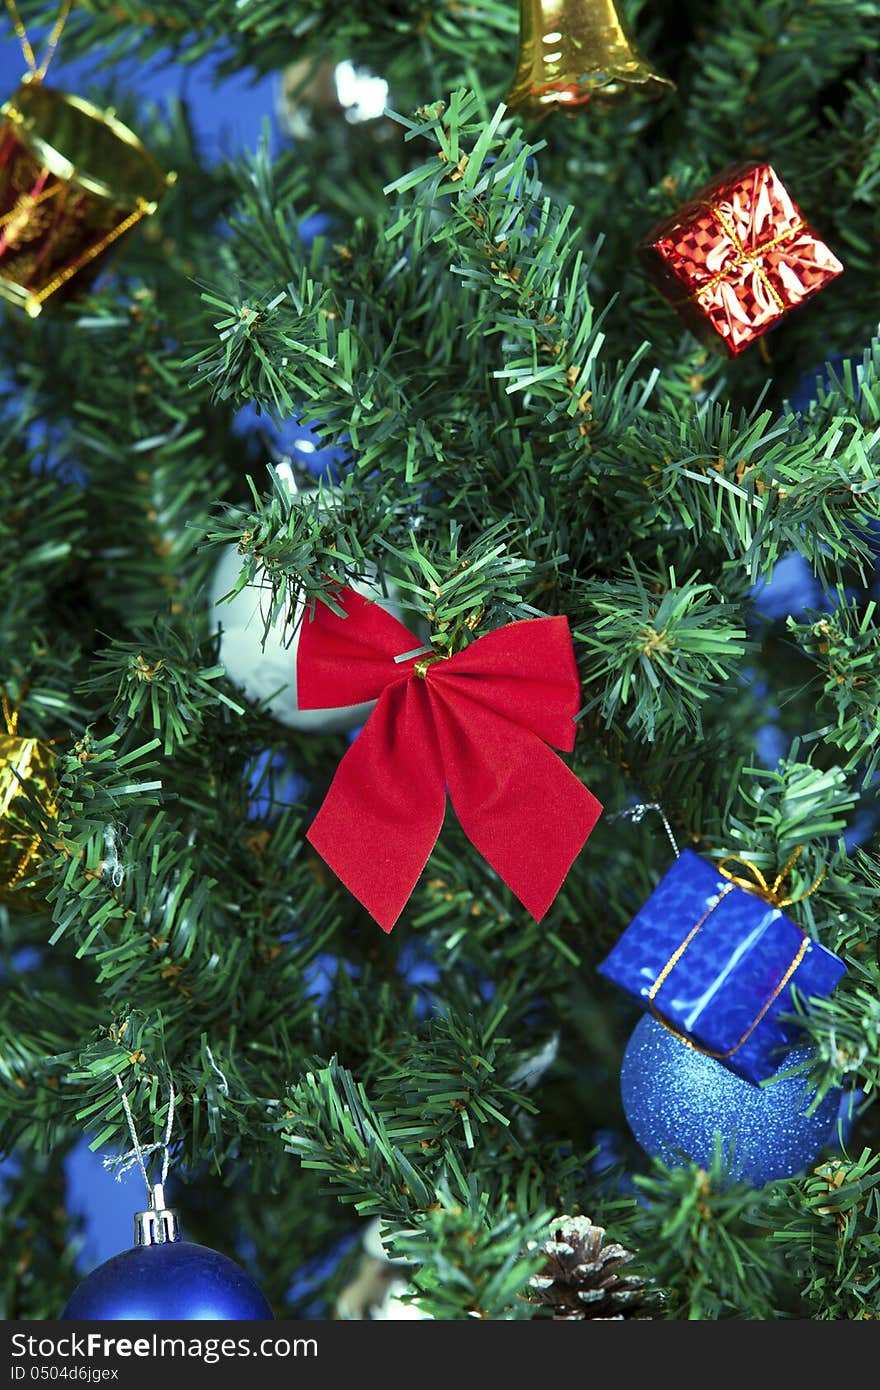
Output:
[[204, 1043, 230, 1097], [160, 1086, 174, 1186], [104, 1075, 176, 1196], [101, 824, 126, 889], [608, 801, 681, 859]]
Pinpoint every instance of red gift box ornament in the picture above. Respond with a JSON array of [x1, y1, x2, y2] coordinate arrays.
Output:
[[297, 588, 602, 931], [640, 163, 843, 356]]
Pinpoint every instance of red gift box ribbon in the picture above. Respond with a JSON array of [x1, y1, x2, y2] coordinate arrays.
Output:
[[297, 588, 602, 932], [690, 169, 806, 331]]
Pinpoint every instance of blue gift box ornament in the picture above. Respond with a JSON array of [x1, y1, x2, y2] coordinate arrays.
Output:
[[598, 849, 846, 1084]]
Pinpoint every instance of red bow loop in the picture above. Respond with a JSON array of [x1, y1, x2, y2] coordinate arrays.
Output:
[[297, 587, 420, 708], [424, 618, 583, 752], [298, 587, 602, 931]]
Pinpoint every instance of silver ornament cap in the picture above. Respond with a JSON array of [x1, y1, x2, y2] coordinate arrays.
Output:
[[133, 1181, 180, 1247]]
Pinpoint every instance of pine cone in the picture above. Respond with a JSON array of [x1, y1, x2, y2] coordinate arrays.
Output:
[[528, 1215, 652, 1320]]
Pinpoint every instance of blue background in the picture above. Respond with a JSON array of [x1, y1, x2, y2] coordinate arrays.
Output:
[[0, 39, 281, 164]]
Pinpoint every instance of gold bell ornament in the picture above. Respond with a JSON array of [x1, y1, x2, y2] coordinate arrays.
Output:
[[0, 0, 174, 317], [0, 692, 56, 907], [505, 0, 673, 120]]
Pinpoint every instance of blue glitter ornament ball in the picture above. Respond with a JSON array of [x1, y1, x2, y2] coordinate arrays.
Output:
[[62, 1241, 273, 1321], [621, 1015, 839, 1187]]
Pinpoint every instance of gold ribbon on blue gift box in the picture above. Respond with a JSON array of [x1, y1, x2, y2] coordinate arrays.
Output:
[[647, 847, 826, 1062]]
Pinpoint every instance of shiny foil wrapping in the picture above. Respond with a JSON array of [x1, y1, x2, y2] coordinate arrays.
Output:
[[599, 850, 846, 1083], [0, 80, 170, 316], [0, 733, 56, 906], [639, 163, 843, 356]]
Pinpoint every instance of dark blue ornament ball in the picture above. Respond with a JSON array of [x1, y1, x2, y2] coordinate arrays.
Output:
[[62, 1241, 273, 1321], [621, 1015, 839, 1187]]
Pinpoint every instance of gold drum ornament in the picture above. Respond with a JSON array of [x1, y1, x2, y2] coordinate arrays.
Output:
[[0, 78, 173, 316]]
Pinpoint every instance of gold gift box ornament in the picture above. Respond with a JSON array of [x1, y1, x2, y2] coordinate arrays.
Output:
[[0, 692, 56, 908], [0, 76, 174, 316]]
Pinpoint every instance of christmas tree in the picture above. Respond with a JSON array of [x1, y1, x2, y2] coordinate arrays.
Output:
[[2, 0, 880, 1323]]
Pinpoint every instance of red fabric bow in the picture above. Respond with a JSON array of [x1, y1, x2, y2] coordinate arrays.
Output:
[[297, 589, 602, 932]]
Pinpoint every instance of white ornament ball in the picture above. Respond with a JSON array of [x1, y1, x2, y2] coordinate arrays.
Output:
[[210, 544, 400, 734], [374, 1285, 433, 1320], [361, 1216, 419, 1266]]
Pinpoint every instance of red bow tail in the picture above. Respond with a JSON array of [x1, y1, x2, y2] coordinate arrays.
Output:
[[306, 678, 446, 932], [431, 684, 601, 923]]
